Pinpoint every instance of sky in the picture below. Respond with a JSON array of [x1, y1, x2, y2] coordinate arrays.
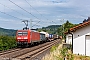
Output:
[[0, 0, 90, 29]]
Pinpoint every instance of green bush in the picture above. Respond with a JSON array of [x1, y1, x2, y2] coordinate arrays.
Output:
[[50, 44, 59, 52], [0, 36, 17, 51]]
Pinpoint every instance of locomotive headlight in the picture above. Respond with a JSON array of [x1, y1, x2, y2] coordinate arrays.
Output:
[[17, 37, 21, 39], [24, 37, 28, 39]]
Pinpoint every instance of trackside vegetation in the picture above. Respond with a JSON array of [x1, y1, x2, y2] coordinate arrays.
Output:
[[0, 36, 17, 51], [42, 43, 90, 60]]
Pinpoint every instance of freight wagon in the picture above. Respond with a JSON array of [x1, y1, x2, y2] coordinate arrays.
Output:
[[49, 34, 54, 41], [40, 31, 49, 41], [53, 34, 59, 40]]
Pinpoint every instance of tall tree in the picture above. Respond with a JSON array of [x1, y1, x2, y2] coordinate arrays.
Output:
[[57, 20, 77, 38]]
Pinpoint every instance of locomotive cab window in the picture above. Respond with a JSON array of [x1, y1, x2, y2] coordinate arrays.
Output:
[[18, 32, 23, 36], [18, 31, 28, 36], [23, 32, 28, 35]]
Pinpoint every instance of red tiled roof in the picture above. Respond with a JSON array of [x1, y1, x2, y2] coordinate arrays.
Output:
[[65, 20, 90, 34]]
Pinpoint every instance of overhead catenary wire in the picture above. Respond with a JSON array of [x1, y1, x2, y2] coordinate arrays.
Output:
[[52, 21, 57, 24], [0, 1, 41, 27], [32, 21, 41, 27], [25, 0, 54, 28], [0, 3, 22, 16], [24, 0, 43, 17], [0, 2, 30, 19], [8, 0, 42, 21], [0, 11, 23, 20], [8, 0, 43, 28], [24, 0, 49, 21], [8, 0, 57, 27], [1, 0, 58, 28]]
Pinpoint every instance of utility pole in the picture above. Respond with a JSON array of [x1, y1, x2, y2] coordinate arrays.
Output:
[[30, 19, 32, 29], [62, 19, 64, 39], [59, 19, 64, 39]]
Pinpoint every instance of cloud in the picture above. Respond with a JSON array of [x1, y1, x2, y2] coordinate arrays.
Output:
[[0, 0, 90, 29]]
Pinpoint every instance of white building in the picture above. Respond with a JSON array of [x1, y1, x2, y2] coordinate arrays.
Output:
[[65, 20, 90, 56]]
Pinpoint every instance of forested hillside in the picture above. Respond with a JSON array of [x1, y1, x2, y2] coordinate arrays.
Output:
[[37, 25, 61, 34], [0, 27, 16, 36]]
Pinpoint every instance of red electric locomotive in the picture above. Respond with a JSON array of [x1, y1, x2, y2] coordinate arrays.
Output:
[[16, 20, 48, 47], [16, 29, 41, 47], [16, 20, 41, 47]]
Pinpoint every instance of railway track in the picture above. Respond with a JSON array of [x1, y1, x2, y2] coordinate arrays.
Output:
[[14, 39, 61, 60], [0, 48, 22, 56], [0, 39, 61, 60]]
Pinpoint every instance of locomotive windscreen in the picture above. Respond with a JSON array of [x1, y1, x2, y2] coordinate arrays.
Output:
[[18, 31, 28, 36]]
